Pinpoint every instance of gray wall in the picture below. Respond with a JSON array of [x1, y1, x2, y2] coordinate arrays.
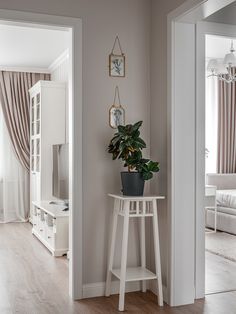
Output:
[[0, 0, 151, 285], [0, 0, 213, 291], [206, 1, 236, 25]]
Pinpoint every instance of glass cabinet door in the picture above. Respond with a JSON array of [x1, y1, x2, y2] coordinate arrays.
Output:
[[36, 138, 40, 172], [31, 97, 35, 136], [31, 139, 35, 172], [31, 121, 35, 136], [36, 121, 40, 135], [35, 93, 40, 135], [36, 93, 40, 104], [31, 156, 35, 172], [36, 156, 40, 172], [31, 97, 35, 121], [31, 139, 35, 156], [30, 92, 41, 173], [36, 102, 40, 120], [36, 139, 40, 155]]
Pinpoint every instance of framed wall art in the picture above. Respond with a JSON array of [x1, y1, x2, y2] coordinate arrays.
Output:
[[109, 106, 125, 128], [109, 36, 125, 77], [109, 86, 125, 128]]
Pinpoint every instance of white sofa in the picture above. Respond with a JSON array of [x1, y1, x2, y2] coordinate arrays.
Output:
[[206, 173, 236, 235]]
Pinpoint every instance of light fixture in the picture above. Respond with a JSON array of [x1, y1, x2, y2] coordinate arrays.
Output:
[[207, 39, 236, 83]]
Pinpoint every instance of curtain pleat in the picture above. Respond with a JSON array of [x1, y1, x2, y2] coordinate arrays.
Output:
[[0, 71, 50, 222], [0, 71, 50, 172], [217, 68, 236, 173]]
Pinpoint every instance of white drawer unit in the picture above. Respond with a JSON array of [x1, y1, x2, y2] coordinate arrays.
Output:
[[32, 201, 69, 257]]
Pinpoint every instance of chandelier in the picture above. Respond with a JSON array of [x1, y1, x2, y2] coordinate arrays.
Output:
[[207, 40, 236, 84]]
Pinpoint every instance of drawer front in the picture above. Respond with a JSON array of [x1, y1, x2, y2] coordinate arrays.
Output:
[[46, 226, 55, 248], [32, 214, 39, 230], [38, 220, 45, 237], [38, 212, 46, 239], [45, 214, 53, 227], [32, 206, 38, 216]]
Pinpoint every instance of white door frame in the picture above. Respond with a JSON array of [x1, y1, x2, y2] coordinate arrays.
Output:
[[167, 0, 235, 306], [196, 17, 236, 291], [0, 9, 83, 299]]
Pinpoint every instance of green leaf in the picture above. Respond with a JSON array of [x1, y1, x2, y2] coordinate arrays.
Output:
[[132, 121, 143, 132], [133, 130, 140, 138], [142, 172, 153, 181], [136, 137, 146, 148], [117, 125, 125, 133], [147, 161, 160, 172]]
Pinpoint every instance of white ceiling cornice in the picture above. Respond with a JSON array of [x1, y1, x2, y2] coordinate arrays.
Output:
[[48, 49, 69, 73]]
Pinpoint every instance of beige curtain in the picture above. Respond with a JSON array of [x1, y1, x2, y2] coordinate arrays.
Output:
[[0, 71, 50, 172], [217, 69, 236, 173]]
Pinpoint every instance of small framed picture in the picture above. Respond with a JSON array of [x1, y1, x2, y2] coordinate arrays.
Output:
[[109, 106, 125, 129], [109, 54, 125, 77]]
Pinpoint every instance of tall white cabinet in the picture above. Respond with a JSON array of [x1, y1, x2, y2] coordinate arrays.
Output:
[[29, 81, 66, 217]]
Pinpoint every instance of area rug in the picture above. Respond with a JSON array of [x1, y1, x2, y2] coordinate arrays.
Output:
[[206, 232, 236, 263]]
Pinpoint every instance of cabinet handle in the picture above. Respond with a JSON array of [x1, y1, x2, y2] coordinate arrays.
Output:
[[48, 236, 51, 239], [33, 224, 36, 226], [40, 229, 43, 232]]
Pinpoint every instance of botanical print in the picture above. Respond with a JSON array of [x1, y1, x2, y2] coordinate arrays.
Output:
[[109, 106, 125, 128], [109, 54, 125, 77]]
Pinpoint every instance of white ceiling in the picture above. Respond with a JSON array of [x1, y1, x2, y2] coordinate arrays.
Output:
[[206, 1, 236, 25], [206, 34, 236, 59], [0, 24, 69, 69]]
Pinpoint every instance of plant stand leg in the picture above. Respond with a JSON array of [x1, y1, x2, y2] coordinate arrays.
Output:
[[105, 199, 119, 297], [152, 200, 163, 306], [119, 200, 130, 311], [140, 201, 146, 292]]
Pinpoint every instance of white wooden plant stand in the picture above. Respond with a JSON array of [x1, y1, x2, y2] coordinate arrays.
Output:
[[105, 194, 165, 311]]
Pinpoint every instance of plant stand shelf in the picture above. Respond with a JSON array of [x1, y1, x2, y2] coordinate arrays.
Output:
[[105, 194, 165, 311], [111, 267, 157, 282]]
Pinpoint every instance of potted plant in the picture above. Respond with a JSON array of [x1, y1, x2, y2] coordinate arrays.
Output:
[[108, 121, 160, 196]]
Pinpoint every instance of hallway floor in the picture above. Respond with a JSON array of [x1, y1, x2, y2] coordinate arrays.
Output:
[[206, 250, 236, 294], [1, 223, 236, 313]]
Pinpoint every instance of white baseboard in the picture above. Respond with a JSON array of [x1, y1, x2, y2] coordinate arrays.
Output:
[[83, 281, 141, 299], [82, 280, 168, 302], [149, 281, 168, 303]]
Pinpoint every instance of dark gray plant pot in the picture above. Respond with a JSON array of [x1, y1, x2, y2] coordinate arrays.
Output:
[[121, 172, 145, 196]]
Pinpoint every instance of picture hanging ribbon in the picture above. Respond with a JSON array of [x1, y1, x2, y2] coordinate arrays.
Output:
[[111, 36, 124, 56], [113, 85, 121, 107]]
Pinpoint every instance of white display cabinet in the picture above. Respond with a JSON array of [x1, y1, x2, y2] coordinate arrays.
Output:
[[29, 81, 66, 218]]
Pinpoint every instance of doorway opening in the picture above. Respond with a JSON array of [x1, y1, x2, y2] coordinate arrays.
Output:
[[168, 0, 236, 306], [0, 9, 82, 305], [205, 33, 236, 295]]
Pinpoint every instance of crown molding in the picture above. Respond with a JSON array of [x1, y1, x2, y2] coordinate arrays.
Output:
[[48, 49, 69, 73]]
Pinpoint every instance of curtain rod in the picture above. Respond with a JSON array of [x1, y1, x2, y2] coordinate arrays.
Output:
[[0, 66, 51, 74]]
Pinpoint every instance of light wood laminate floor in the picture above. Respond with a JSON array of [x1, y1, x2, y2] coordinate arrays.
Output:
[[206, 251, 236, 294], [1, 223, 236, 313]]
